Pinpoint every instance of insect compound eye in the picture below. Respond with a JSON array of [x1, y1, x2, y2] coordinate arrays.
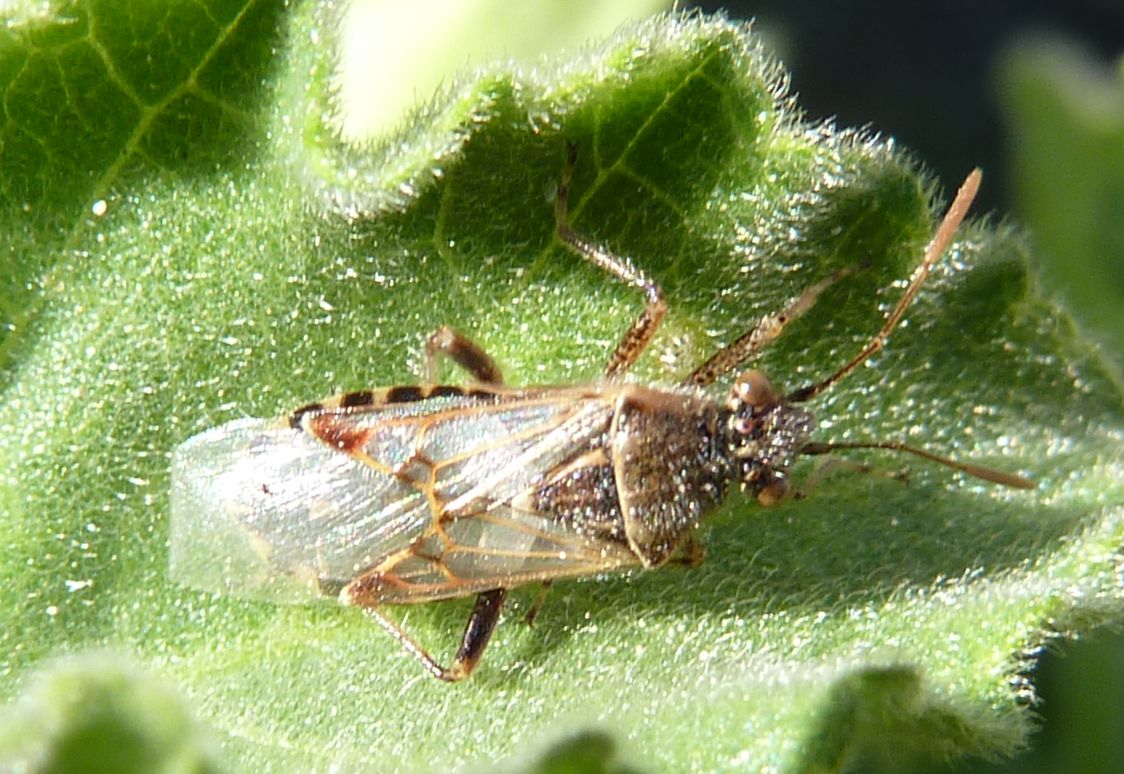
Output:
[[733, 416, 754, 436], [729, 370, 779, 411]]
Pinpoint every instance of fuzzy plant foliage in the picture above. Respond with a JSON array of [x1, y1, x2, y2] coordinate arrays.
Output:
[[0, 2, 1120, 772]]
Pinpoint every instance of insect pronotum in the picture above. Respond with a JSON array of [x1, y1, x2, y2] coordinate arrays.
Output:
[[170, 144, 1034, 681]]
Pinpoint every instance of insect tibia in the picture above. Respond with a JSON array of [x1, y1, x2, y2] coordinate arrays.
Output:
[[799, 440, 1034, 489], [554, 142, 667, 378]]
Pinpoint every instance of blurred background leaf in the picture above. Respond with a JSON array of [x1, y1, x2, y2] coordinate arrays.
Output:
[[0, 653, 220, 774], [996, 35, 1124, 385]]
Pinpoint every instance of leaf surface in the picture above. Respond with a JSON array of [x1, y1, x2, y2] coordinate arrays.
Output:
[[0, 3, 1120, 772]]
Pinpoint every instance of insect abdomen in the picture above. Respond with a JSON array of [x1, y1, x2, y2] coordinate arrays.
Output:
[[529, 448, 629, 541]]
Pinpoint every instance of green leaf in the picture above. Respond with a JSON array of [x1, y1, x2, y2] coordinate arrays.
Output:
[[1, 3, 1121, 772], [0, 653, 221, 774]]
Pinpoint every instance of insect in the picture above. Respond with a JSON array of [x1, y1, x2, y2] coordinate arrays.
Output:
[[170, 145, 1033, 682]]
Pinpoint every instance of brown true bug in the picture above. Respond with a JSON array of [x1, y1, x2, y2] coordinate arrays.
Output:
[[170, 144, 1033, 681]]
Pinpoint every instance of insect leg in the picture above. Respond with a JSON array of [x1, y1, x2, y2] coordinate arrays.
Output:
[[793, 455, 910, 500], [425, 325, 505, 385], [357, 589, 508, 682], [444, 588, 507, 681], [684, 267, 854, 387], [362, 606, 457, 681], [555, 143, 667, 378], [670, 532, 706, 568], [523, 581, 553, 626]]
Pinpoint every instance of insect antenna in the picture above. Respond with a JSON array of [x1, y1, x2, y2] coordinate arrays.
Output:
[[800, 441, 1035, 489], [785, 168, 982, 404], [784, 170, 1032, 489]]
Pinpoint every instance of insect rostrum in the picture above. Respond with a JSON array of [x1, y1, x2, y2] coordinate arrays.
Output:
[[170, 145, 1033, 682]]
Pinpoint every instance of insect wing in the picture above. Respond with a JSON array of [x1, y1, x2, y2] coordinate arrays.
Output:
[[308, 394, 638, 602], [406, 395, 610, 515], [370, 501, 639, 603], [169, 418, 430, 603]]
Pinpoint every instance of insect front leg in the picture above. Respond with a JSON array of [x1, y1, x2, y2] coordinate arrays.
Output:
[[793, 455, 910, 501], [554, 143, 667, 378], [425, 325, 505, 385], [670, 532, 706, 568], [685, 267, 855, 387], [353, 586, 508, 682]]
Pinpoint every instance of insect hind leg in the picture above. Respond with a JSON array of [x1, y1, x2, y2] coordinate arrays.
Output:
[[425, 325, 505, 385], [356, 588, 508, 683], [555, 142, 667, 378]]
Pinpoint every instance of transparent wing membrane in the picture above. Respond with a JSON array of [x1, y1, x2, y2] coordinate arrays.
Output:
[[171, 393, 633, 606]]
